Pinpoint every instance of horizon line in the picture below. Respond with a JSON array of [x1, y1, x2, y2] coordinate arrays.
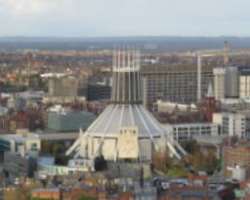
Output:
[[1, 35, 250, 39]]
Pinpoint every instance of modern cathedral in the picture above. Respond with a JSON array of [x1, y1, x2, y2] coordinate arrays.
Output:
[[66, 49, 186, 169]]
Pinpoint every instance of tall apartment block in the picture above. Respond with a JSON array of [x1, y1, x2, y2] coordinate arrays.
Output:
[[225, 67, 239, 98], [239, 67, 250, 98], [213, 68, 226, 100], [213, 66, 239, 100]]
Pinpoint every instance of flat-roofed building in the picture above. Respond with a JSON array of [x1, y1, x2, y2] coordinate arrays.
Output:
[[47, 108, 96, 132], [155, 100, 197, 113], [3, 151, 37, 177], [213, 112, 247, 138], [48, 75, 78, 98], [0, 131, 41, 156], [213, 68, 226, 100], [213, 66, 239, 100], [86, 84, 111, 101], [142, 63, 213, 109], [163, 123, 219, 142], [239, 67, 250, 98]]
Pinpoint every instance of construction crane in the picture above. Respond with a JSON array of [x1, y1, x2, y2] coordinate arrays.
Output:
[[25, 52, 33, 90], [195, 42, 250, 102]]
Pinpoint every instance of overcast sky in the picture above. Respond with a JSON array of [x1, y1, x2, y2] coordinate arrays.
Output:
[[0, 0, 249, 37]]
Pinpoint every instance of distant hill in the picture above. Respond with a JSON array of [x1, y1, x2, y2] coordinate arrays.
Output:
[[1, 36, 250, 52]]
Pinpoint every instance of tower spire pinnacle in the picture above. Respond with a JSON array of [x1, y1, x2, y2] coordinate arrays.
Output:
[[207, 82, 214, 98], [112, 48, 142, 104]]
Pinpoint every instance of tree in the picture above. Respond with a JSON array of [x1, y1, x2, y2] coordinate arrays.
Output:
[[167, 165, 188, 178], [78, 196, 97, 200], [41, 141, 52, 154], [205, 150, 218, 174], [181, 140, 199, 154], [152, 150, 173, 173], [94, 155, 107, 171], [187, 149, 218, 174]]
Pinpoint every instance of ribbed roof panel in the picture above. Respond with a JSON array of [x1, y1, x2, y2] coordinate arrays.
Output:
[[86, 104, 164, 138]]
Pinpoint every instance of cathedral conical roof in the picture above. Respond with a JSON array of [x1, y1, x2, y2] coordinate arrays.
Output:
[[86, 104, 163, 137], [85, 49, 164, 138]]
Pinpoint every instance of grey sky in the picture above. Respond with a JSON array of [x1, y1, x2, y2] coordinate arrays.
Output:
[[0, 0, 249, 37]]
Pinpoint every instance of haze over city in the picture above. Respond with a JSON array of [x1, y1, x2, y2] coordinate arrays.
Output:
[[0, 0, 250, 37], [2, 1, 250, 200]]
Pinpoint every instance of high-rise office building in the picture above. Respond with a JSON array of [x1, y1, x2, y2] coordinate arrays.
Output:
[[48, 76, 78, 97], [142, 64, 213, 109], [86, 84, 111, 101]]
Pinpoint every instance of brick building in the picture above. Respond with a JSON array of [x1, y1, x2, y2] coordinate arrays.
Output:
[[223, 144, 250, 177], [62, 187, 107, 200], [31, 188, 61, 200]]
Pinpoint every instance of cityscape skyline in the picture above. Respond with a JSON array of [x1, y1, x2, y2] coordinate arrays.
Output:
[[1, 1, 250, 199], [0, 0, 250, 37]]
